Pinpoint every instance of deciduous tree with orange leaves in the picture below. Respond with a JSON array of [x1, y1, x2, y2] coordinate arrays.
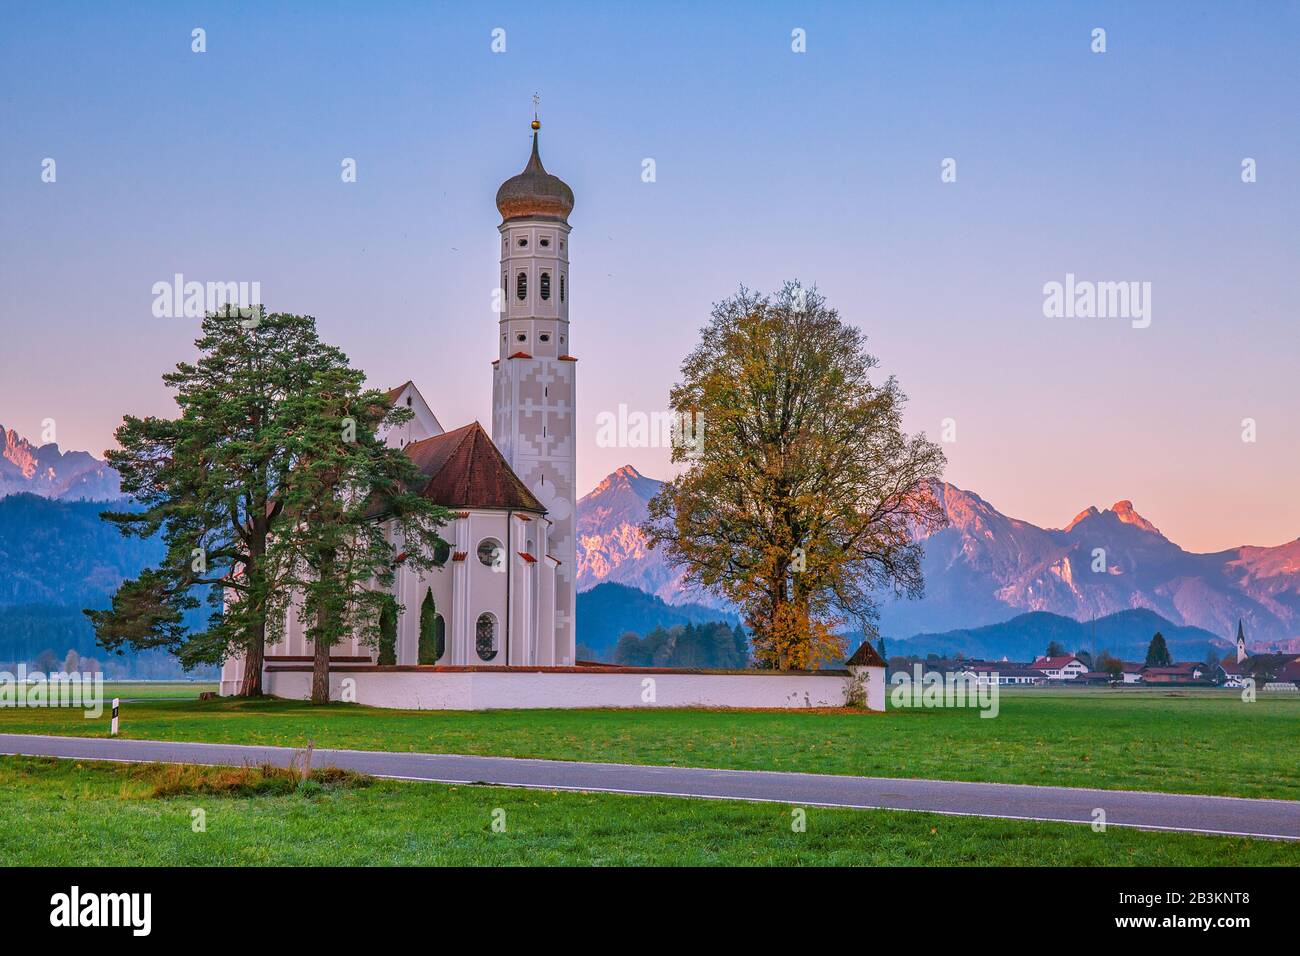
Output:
[[644, 284, 946, 670]]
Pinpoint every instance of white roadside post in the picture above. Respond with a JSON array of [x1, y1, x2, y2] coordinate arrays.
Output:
[[111, 698, 120, 735]]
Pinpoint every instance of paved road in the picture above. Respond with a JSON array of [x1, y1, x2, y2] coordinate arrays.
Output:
[[2, 732, 1296, 840]]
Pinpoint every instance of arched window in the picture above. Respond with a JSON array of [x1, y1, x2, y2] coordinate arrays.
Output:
[[476, 613, 498, 661], [433, 538, 451, 567], [540, 272, 551, 300], [516, 272, 527, 300], [418, 589, 441, 664], [560, 274, 565, 302]]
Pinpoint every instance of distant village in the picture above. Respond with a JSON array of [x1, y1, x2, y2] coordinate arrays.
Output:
[[885, 622, 1300, 692]]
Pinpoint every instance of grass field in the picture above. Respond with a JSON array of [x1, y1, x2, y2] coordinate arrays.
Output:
[[1, 756, 1293, 866], [98, 681, 218, 700], [1, 688, 1295, 799]]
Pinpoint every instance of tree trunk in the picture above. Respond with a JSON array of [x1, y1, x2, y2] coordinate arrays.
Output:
[[311, 549, 337, 705], [238, 535, 269, 697], [311, 629, 330, 705], [238, 621, 266, 697]]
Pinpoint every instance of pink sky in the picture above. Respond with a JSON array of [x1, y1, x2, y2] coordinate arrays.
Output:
[[3, 3, 1297, 554]]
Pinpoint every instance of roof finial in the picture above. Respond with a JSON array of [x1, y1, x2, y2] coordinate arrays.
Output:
[[531, 91, 541, 130]]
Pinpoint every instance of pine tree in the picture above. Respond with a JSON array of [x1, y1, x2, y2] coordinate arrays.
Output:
[[377, 598, 398, 665], [1145, 631, 1173, 667], [270, 363, 450, 704], [613, 631, 648, 667], [87, 309, 361, 694], [731, 623, 749, 667], [417, 589, 440, 664]]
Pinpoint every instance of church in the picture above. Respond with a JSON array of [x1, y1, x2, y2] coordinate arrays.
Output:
[[221, 118, 577, 687], [219, 118, 885, 711]]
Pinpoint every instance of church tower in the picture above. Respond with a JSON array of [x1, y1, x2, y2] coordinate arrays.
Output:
[[492, 116, 577, 664], [1236, 619, 1247, 664]]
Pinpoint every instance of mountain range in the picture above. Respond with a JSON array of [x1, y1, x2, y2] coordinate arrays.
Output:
[[895, 609, 1224, 662], [1, 425, 120, 500], [576, 465, 1300, 649], [575, 582, 738, 658], [4, 422, 1299, 660]]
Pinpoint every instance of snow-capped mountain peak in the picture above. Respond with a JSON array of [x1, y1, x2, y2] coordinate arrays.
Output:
[[575, 468, 1300, 645]]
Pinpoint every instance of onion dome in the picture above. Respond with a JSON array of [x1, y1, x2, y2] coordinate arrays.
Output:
[[495, 123, 574, 223]]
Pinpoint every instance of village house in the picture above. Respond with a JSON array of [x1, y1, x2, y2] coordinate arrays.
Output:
[[1140, 662, 1211, 685], [1118, 662, 1145, 684], [958, 661, 1045, 686], [1029, 655, 1089, 680]]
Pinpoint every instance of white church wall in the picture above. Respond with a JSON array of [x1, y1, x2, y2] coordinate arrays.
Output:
[[397, 547, 454, 666], [260, 666, 886, 711], [382, 382, 444, 450], [465, 511, 511, 664]]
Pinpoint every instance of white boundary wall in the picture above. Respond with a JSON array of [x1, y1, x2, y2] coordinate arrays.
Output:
[[261, 666, 886, 712]]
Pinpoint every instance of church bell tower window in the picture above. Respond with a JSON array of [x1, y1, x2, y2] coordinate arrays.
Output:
[[560, 274, 565, 302], [540, 272, 551, 300], [516, 272, 527, 300]]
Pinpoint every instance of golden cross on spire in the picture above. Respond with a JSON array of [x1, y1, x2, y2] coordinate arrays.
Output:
[[531, 91, 541, 130]]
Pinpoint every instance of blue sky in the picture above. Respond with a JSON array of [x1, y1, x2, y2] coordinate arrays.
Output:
[[2, 1, 1298, 551]]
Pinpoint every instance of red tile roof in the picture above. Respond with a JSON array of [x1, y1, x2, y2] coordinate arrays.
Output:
[[845, 641, 886, 667], [403, 422, 544, 513], [1031, 655, 1081, 669], [1274, 661, 1300, 682], [508, 351, 532, 359], [517, 551, 537, 563], [383, 380, 415, 403]]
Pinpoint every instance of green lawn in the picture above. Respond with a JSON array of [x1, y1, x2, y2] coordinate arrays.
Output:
[[2, 689, 1295, 799], [99, 681, 218, 700], [1, 756, 1292, 866]]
